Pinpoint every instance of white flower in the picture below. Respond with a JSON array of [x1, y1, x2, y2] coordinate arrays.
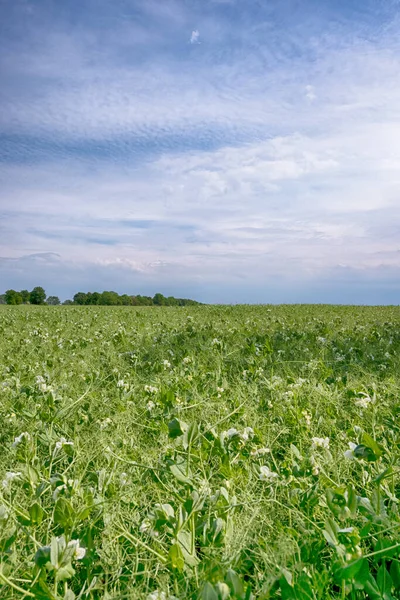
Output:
[[12, 432, 31, 447], [117, 379, 125, 388], [144, 385, 158, 394], [310, 455, 320, 475], [39, 382, 53, 393], [241, 427, 254, 442], [259, 465, 278, 481], [67, 539, 86, 560], [2, 471, 22, 489], [302, 411, 312, 426], [146, 400, 156, 411], [311, 437, 330, 450], [251, 447, 270, 457], [226, 428, 240, 439], [355, 395, 373, 409], [99, 418, 112, 430], [147, 592, 167, 600], [140, 519, 151, 534], [162, 360, 171, 369], [217, 387, 224, 394], [54, 437, 74, 452], [183, 357, 191, 364], [35, 375, 45, 384], [120, 472, 128, 486], [344, 442, 358, 460], [211, 338, 221, 346]]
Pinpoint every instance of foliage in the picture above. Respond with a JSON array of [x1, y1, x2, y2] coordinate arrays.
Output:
[[1, 304, 400, 599], [72, 291, 201, 306], [5, 290, 23, 305], [47, 296, 61, 306], [29, 287, 47, 305]]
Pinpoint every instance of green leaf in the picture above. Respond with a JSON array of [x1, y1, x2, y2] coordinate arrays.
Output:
[[16, 509, 31, 526], [56, 563, 75, 582], [50, 537, 59, 568], [226, 569, 245, 598], [334, 558, 365, 582], [364, 574, 384, 600], [377, 565, 393, 598], [168, 418, 187, 439], [183, 422, 199, 450], [200, 582, 218, 600], [54, 498, 74, 528], [390, 561, 400, 588], [354, 444, 378, 462], [76, 506, 92, 522], [177, 530, 199, 567], [168, 543, 185, 572], [35, 545, 51, 568], [323, 518, 339, 547], [346, 486, 357, 516], [170, 463, 192, 484], [29, 502, 44, 525], [361, 433, 383, 459]]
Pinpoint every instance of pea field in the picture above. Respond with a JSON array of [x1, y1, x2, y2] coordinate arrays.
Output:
[[1, 305, 400, 600]]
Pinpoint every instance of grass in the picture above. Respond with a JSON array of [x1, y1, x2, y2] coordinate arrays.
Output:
[[1, 304, 400, 599]]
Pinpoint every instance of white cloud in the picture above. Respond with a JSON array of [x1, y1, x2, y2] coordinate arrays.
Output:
[[190, 29, 200, 44]]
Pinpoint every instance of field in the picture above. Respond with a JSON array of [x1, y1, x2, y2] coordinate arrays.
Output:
[[1, 305, 400, 599]]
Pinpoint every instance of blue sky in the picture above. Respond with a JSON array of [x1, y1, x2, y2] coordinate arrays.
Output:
[[1, 0, 400, 303]]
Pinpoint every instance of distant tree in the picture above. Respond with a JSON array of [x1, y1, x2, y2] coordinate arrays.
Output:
[[20, 290, 30, 303], [99, 291, 121, 305], [166, 296, 178, 306], [153, 293, 166, 306], [30, 286, 46, 305], [134, 295, 153, 306], [47, 296, 60, 305], [73, 292, 88, 305], [120, 294, 133, 306], [63, 299, 74, 305], [87, 292, 101, 305], [5, 289, 23, 305], [0, 294, 5, 304]]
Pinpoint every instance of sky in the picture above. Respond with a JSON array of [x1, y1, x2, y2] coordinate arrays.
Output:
[[1, 0, 400, 304]]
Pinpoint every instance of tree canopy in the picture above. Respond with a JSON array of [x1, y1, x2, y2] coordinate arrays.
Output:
[[1, 288, 201, 306]]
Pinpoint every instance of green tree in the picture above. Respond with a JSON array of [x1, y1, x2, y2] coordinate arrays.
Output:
[[0, 294, 5, 304], [120, 294, 133, 305], [153, 293, 166, 306], [30, 287, 46, 305], [63, 299, 74, 305], [86, 292, 101, 305], [20, 290, 30, 303], [99, 291, 121, 305], [47, 296, 60, 305], [73, 292, 88, 305], [5, 290, 23, 305]]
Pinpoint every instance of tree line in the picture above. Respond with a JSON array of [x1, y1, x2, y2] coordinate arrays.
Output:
[[0, 287, 201, 306]]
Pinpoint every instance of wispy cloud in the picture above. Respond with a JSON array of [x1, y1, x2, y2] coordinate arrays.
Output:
[[190, 29, 200, 44]]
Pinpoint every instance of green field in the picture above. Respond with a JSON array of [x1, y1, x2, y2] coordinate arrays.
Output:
[[1, 305, 400, 599]]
